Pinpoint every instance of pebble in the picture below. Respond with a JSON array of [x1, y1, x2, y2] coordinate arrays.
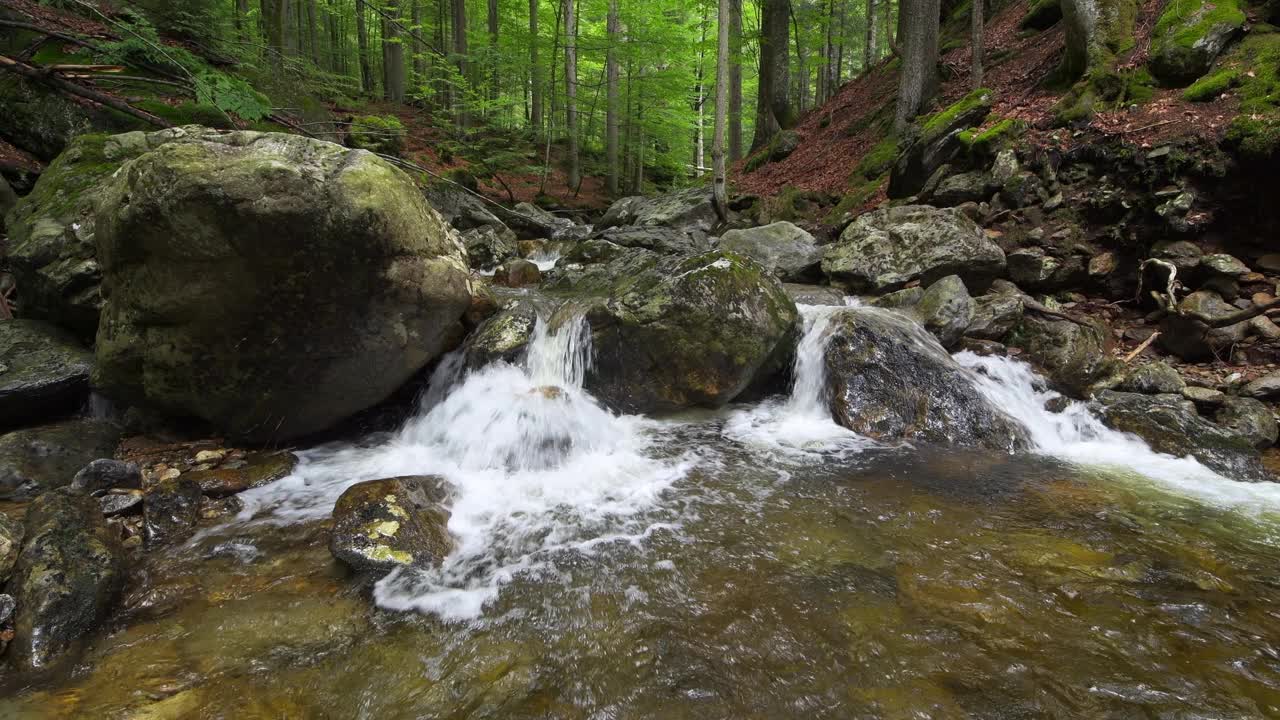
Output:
[[194, 449, 227, 464]]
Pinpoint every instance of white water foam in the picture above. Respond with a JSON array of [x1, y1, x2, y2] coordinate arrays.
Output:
[[957, 351, 1280, 512]]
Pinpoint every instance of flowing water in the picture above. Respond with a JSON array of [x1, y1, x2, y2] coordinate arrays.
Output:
[[7, 305, 1280, 718]]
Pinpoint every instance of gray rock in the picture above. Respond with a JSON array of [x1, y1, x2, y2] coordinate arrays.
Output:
[[461, 225, 518, 270], [1151, 240, 1203, 272], [888, 90, 993, 198], [10, 488, 125, 672], [0, 511, 21, 584], [492, 258, 542, 288], [597, 187, 717, 234], [871, 287, 926, 310], [91, 127, 472, 442], [966, 293, 1025, 341], [1158, 290, 1250, 361], [70, 458, 142, 494], [424, 181, 509, 233], [823, 306, 1028, 450], [330, 476, 453, 573], [913, 275, 974, 348], [932, 171, 993, 206], [1182, 385, 1227, 408], [1117, 361, 1185, 394], [1243, 371, 1280, 399], [1007, 248, 1061, 290], [999, 171, 1045, 209], [143, 476, 202, 546], [783, 284, 848, 306], [1007, 315, 1119, 397], [99, 490, 144, 517], [1250, 315, 1280, 340], [822, 205, 1006, 293], [460, 298, 541, 369], [1215, 396, 1279, 450], [991, 149, 1020, 185], [1094, 391, 1270, 482], [0, 319, 93, 428], [1201, 253, 1251, 279], [591, 225, 709, 255], [717, 222, 823, 282], [0, 419, 122, 501]]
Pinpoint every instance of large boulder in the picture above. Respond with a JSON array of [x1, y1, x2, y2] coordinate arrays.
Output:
[[1117, 361, 1186, 394], [966, 293, 1024, 341], [716, 222, 824, 282], [1148, 0, 1245, 86], [913, 275, 975, 349], [597, 187, 717, 234], [822, 307, 1029, 450], [557, 251, 799, 413], [329, 476, 453, 573], [461, 225, 518, 270], [0, 319, 93, 428], [0, 419, 122, 501], [1094, 391, 1271, 481], [460, 298, 542, 370], [1007, 315, 1118, 397], [888, 89, 994, 198], [1158, 290, 1251, 361], [9, 488, 126, 673], [1214, 396, 1279, 450], [822, 205, 1006, 293], [591, 225, 709, 255], [4, 132, 154, 342], [91, 127, 472, 442]]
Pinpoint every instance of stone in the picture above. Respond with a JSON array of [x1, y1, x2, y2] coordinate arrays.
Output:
[[1000, 171, 1045, 209], [966, 293, 1025, 341], [1215, 396, 1279, 450], [783, 284, 848, 306], [0, 419, 122, 501], [1182, 385, 1227, 412], [597, 187, 717, 234], [888, 89, 994, 198], [492, 258, 542, 288], [459, 298, 542, 370], [913, 275, 975, 348], [1088, 252, 1119, 278], [1094, 391, 1270, 482], [90, 127, 472, 442], [991, 148, 1020, 185], [823, 307, 1028, 451], [1201, 253, 1251, 279], [1007, 248, 1061, 290], [1117, 361, 1185, 394], [1007, 315, 1119, 397], [717, 222, 824, 282], [143, 477, 203, 546], [932, 171, 993, 207], [329, 476, 453, 573], [0, 319, 94, 428], [1251, 315, 1280, 340], [1243, 371, 1280, 399], [0, 511, 21, 584], [70, 458, 142, 494], [1148, 0, 1244, 86], [1158, 290, 1251, 361], [822, 205, 1006, 293], [423, 180, 508, 233], [1256, 253, 1280, 273], [9, 488, 125, 673], [1151, 240, 1203, 272], [557, 250, 799, 414], [871, 287, 926, 310], [461, 225, 518, 270], [193, 449, 226, 464], [591, 225, 709, 255], [184, 451, 298, 497], [99, 489, 144, 517]]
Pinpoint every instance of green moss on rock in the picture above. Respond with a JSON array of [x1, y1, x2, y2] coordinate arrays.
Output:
[[1183, 67, 1239, 99], [348, 114, 406, 156], [1148, 0, 1245, 85]]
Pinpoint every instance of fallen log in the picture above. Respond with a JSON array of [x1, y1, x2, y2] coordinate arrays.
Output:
[[0, 54, 172, 129]]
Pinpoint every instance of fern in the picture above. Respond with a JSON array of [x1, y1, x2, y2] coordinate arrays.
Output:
[[194, 71, 273, 122]]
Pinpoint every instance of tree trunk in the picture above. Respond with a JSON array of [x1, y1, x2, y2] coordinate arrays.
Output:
[[893, 0, 939, 130], [530, 0, 542, 137], [971, 0, 984, 88], [790, 5, 806, 112], [384, 0, 406, 101], [694, 6, 708, 177], [452, 0, 470, 127], [264, 0, 286, 64], [864, 0, 876, 70], [606, 0, 620, 195], [237, 0, 251, 43], [713, 0, 729, 221], [356, 1, 373, 91], [306, 0, 320, 65], [565, 0, 580, 190], [412, 0, 425, 86], [728, 0, 743, 161], [488, 0, 499, 103], [751, 0, 791, 151]]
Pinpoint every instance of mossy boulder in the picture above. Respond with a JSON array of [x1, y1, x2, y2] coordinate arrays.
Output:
[[0, 75, 134, 161], [0, 320, 93, 429], [329, 476, 453, 573], [822, 306, 1029, 450], [1221, 32, 1280, 164], [554, 250, 799, 414], [912, 275, 975, 348], [4, 132, 154, 342], [1148, 0, 1245, 86], [0, 419, 122, 502], [1007, 314, 1119, 397], [1215, 396, 1279, 449], [597, 187, 717, 235], [717, 222, 824, 282], [9, 487, 126, 674], [888, 89, 994, 198], [91, 127, 472, 442], [347, 114, 407, 156]]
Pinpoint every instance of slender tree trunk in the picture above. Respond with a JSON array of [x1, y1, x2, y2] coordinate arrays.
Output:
[[790, 6, 806, 112], [236, 0, 251, 43], [713, 0, 729, 221], [970, 0, 984, 88], [728, 0, 743, 161], [894, 0, 939, 130], [452, 0, 470, 127], [530, 0, 542, 136], [306, 0, 320, 65], [694, 6, 708, 177], [411, 0, 424, 86], [264, 0, 286, 64], [384, 0, 406, 100], [864, 0, 876, 70], [606, 0, 620, 195], [327, 4, 340, 72], [488, 0, 500, 103], [565, 0, 580, 190], [356, 1, 373, 91], [751, 0, 791, 151], [623, 57, 633, 183]]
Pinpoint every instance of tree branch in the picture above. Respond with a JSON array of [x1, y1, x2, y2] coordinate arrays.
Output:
[[0, 54, 172, 129]]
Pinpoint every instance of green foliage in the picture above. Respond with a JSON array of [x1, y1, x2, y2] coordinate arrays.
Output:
[[1219, 31, 1280, 161], [134, 99, 235, 128], [93, 11, 206, 75], [962, 118, 1027, 156], [349, 115, 407, 156], [1183, 68, 1239, 100], [1152, 0, 1244, 50], [921, 88, 993, 139], [195, 72, 272, 122]]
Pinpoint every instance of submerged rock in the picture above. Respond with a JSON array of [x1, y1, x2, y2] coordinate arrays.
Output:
[[184, 451, 298, 497], [10, 488, 125, 673], [822, 205, 1005, 293], [717, 222, 824, 282], [0, 319, 94, 428], [1094, 391, 1270, 482], [822, 307, 1029, 451], [0, 419, 122, 501], [91, 127, 472, 442], [329, 476, 453, 573], [562, 250, 799, 413], [913, 275, 974, 349], [1007, 315, 1118, 397], [143, 476, 203, 546]]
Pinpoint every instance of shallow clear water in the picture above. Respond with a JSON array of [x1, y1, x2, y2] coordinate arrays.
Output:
[[6, 306, 1280, 718]]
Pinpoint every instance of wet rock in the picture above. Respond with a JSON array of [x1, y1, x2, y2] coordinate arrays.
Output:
[[464, 281, 500, 332], [1007, 315, 1118, 397], [1151, 240, 1203, 272], [1094, 391, 1270, 481], [99, 489, 144, 517], [329, 476, 453, 572], [597, 187, 717, 234], [717, 222, 823, 282], [1117, 361, 1185, 394], [1243, 371, 1280, 399], [91, 127, 472, 442], [0, 593, 13, 654], [783, 283, 847, 306], [913, 275, 974, 349], [823, 306, 1029, 450], [1215, 396, 1278, 450], [185, 451, 298, 498], [966, 293, 1024, 341], [492, 258, 542, 288], [822, 205, 1006, 293], [562, 251, 799, 413], [591, 225, 709, 255], [0, 419, 122, 501], [871, 287, 926, 310], [70, 459, 142, 494], [1158, 291, 1250, 361], [956, 338, 1008, 356], [10, 488, 125, 673], [460, 298, 541, 369], [0, 319, 94, 428], [461, 225, 518, 270], [143, 477, 202, 546], [0, 511, 21, 583]]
